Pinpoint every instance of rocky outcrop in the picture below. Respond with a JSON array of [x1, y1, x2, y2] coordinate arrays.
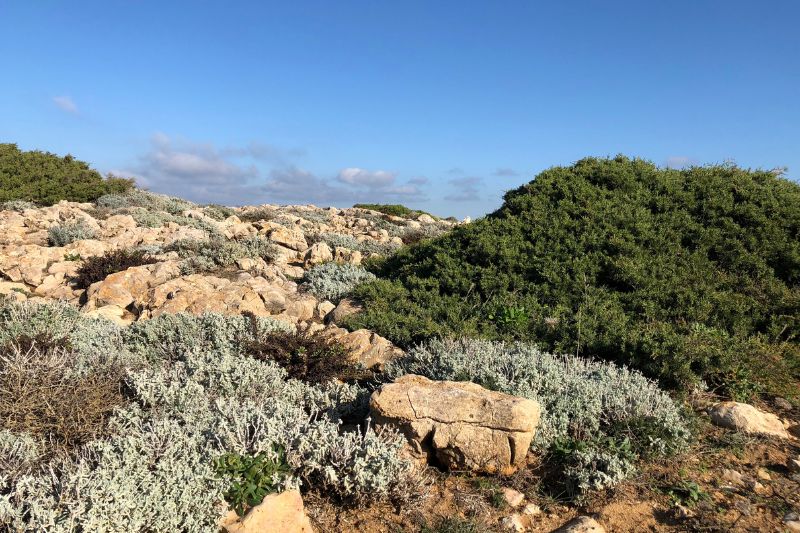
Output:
[[709, 401, 790, 439], [221, 490, 315, 533], [325, 297, 363, 324], [317, 325, 403, 369], [370, 374, 540, 474]]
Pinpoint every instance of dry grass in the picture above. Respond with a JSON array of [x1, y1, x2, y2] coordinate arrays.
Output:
[[0, 342, 126, 453]]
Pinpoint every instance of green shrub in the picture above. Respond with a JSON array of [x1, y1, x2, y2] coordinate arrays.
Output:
[[353, 203, 434, 219], [47, 220, 96, 246], [73, 249, 157, 289], [351, 156, 800, 397], [0, 144, 133, 205], [215, 448, 292, 516], [304, 262, 376, 303]]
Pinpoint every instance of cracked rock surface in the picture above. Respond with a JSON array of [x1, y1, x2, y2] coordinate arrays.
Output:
[[369, 374, 540, 474]]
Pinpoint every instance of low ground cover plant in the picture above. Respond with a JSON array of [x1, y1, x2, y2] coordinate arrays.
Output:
[[303, 262, 376, 303], [47, 220, 96, 246], [0, 144, 133, 205], [73, 248, 158, 289], [349, 156, 800, 398], [388, 337, 690, 496], [0, 301, 419, 531], [165, 235, 278, 274], [314, 232, 401, 257], [353, 203, 434, 219]]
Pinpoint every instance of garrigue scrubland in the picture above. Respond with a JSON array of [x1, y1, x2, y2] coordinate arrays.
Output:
[[0, 147, 798, 532]]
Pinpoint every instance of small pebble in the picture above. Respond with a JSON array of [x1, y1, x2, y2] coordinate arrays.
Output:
[[774, 397, 793, 410], [522, 503, 541, 516], [501, 487, 525, 508]]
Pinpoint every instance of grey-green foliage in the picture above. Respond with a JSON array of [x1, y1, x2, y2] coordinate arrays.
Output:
[[318, 232, 401, 256], [122, 312, 292, 363], [166, 236, 278, 273], [46, 221, 96, 246], [0, 300, 132, 374], [96, 189, 197, 215], [304, 262, 376, 303], [388, 338, 689, 492], [202, 204, 235, 221], [0, 200, 36, 212], [0, 304, 417, 531], [129, 208, 219, 235]]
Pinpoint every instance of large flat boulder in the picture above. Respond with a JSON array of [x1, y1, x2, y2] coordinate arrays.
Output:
[[370, 374, 540, 474]]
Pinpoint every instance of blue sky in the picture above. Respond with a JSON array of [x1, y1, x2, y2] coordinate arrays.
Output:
[[1, 1, 798, 218]]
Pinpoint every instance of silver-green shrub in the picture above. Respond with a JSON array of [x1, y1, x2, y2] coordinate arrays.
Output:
[[318, 233, 401, 256], [166, 236, 278, 273], [96, 189, 196, 215], [47, 221, 96, 246], [0, 200, 36, 212], [388, 338, 689, 493], [129, 208, 219, 235], [304, 262, 376, 303], [0, 300, 133, 373], [0, 304, 419, 531], [122, 312, 291, 363]]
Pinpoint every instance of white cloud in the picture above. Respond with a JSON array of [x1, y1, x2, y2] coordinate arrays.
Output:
[[264, 166, 426, 204], [53, 96, 78, 114], [337, 167, 396, 188], [445, 176, 483, 202], [123, 133, 429, 206]]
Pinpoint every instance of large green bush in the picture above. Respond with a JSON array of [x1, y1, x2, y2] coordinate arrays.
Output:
[[0, 144, 133, 205], [348, 156, 800, 397]]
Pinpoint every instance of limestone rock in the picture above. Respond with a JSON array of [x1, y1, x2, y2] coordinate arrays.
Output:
[[370, 374, 540, 474], [304, 242, 332, 266], [502, 487, 525, 508], [88, 266, 153, 309], [268, 225, 307, 251], [222, 490, 314, 533], [784, 512, 800, 533], [709, 401, 790, 439], [325, 297, 363, 324], [553, 516, 606, 533], [501, 514, 525, 532], [319, 326, 403, 369]]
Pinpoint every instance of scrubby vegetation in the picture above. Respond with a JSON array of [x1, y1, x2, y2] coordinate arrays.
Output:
[[314, 232, 401, 256], [354, 203, 434, 219], [165, 235, 278, 274], [47, 220, 96, 246], [0, 301, 419, 531], [349, 156, 800, 398], [389, 338, 689, 496], [304, 262, 376, 303], [0, 144, 133, 205], [73, 249, 158, 289]]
